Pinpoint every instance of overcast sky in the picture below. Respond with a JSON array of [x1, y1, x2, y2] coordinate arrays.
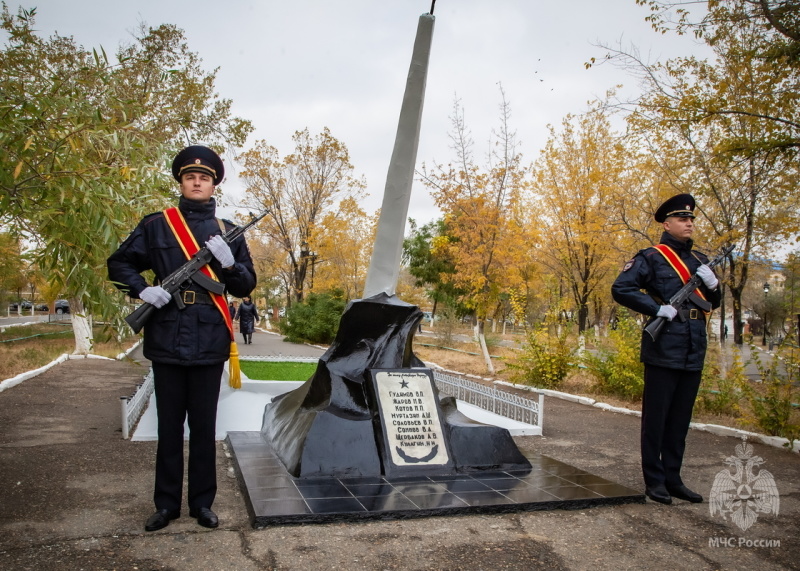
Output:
[[26, 0, 708, 224]]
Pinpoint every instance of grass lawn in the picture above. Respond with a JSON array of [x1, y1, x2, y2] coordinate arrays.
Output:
[[240, 360, 317, 381], [0, 322, 136, 380]]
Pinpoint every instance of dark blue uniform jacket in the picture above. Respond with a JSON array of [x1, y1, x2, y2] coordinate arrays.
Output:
[[107, 197, 256, 366], [611, 232, 721, 371]]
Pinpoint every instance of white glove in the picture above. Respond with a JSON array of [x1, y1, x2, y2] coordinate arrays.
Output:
[[657, 305, 678, 321], [206, 235, 235, 268], [696, 264, 719, 289], [140, 286, 171, 308]]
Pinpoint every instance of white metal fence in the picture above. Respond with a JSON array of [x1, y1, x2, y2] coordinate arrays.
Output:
[[432, 370, 543, 429], [120, 369, 154, 439], [120, 364, 543, 438]]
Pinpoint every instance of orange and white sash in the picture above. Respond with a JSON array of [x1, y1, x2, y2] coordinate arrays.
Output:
[[163, 207, 241, 388]]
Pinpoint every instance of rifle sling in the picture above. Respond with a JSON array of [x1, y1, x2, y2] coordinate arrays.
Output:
[[689, 291, 712, 312]]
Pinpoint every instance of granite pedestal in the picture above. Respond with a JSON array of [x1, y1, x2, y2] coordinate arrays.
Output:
[[227, 431, 645, 527]]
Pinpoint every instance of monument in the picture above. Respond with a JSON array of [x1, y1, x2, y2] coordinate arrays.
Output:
[[227, 4, 644, 526], [259, 4, 528, 480], [260, 293, 531, 479]]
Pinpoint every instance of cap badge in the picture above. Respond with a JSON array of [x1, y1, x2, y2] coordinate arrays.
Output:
[[194, 159, 201, 164]]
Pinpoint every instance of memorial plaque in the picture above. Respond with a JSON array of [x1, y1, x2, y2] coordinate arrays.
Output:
[[370, 368, 454, 476]]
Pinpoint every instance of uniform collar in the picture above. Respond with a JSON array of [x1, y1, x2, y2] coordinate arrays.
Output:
[[178, 196, 216, 221], [660, 231, 693, 252]]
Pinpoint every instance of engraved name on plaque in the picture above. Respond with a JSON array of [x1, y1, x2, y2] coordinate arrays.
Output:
[[370, 369, 453, 475]]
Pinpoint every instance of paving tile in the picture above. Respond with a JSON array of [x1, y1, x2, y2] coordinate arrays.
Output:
[[226, 432, 644, 526]]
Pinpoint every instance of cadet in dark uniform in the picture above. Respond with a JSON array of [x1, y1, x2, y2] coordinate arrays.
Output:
[[611, 194, 721, 505], [108, 146, 256, 530]]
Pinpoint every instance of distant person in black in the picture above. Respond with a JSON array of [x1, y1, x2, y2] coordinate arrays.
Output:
[[611, 194, 721, 505], [108, 146, 256, 531], [235, 296, 259, 344]]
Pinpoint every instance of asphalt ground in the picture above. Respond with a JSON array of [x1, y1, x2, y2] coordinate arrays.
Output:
[[0, 328, 797, 570]]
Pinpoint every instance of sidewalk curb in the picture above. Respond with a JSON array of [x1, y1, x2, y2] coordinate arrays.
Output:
[[0, 353, 115, 393], [494, 380, 799, 453], [0, 340, 143, 394], [4, 342, 797, 453]]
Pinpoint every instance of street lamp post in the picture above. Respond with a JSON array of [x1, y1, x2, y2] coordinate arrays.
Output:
[[300, 241, 319, 293], [308, 250, 318, 292], [762, 282, 770, 347]]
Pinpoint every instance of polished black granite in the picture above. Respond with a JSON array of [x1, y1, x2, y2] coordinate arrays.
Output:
[[227, 431, 645, 527]]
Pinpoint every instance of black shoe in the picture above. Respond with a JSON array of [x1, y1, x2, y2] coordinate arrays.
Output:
[[144, 508, 180, 531], [645, 485, 672, 505], [189, 507, 219, 528], [667, 484, 703, 503]]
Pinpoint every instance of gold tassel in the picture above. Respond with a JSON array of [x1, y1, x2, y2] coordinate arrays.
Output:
[[228, 341, 242, 389]]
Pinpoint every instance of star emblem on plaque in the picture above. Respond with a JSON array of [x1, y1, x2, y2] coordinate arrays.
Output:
[[369, 368, 454, 476]]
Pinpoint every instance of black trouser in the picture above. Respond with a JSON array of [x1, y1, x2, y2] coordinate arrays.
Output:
[[641, 364, 701, 489], [152, 362, 223, 512]]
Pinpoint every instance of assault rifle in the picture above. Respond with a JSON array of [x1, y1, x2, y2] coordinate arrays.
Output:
[[644, 244, 735, 342], [124, 209, 269, 334]]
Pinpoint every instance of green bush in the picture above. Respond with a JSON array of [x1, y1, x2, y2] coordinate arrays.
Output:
[[278, 290, 346, 345], [507, 323, 575, 390], [697, 344, 746, 417], [432, 308, 459, 348], [583, 311, 644, 400], [740, 340, 800, 444]]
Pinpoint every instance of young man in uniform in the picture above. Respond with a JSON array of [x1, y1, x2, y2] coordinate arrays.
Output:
[[108, 146, 256, 530], [611, 194, 721, 505]]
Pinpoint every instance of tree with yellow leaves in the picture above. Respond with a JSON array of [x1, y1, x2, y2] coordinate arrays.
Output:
[[239, 128, 366, 303], [246, 235, 292, 313], [618, 0, 800, 343], [0, 233, 26, 309], [309, 197, 375, 300], [531, 107, 628, 332], [419, 89, 533, 373]]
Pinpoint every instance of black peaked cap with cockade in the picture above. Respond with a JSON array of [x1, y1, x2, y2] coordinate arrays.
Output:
[[171, 145, 224, 186], [654, 193, 695, 223]]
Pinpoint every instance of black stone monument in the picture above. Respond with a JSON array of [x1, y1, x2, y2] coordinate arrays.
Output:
[[226, 293, 644, 526], [260, 293, 531, 479]]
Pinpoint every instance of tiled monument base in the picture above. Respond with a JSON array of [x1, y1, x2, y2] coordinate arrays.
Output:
[[227, 431, 645, 527]]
